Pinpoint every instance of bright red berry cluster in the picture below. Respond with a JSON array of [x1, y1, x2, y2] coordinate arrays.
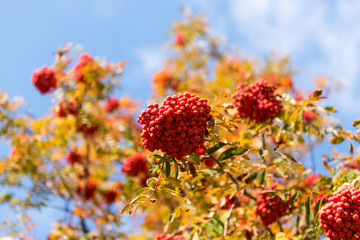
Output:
[[122, 153, 149, 177], [304, 109, 317, 123], [103, 97, 119, 112], [74, 53, 93, 82], [66, 151, 82, 165], [232, 80, 283, 123], [76, 180, 97, 201], [31, 66, 57, 94], [55, 99, 78, 118], [103, 188, 118, 205], [174, 32, 185, 46], [255, 187, 295, 226], [155, 234, 185, 240], [319, 186, 360, 240], [138, 92, 212, 159]]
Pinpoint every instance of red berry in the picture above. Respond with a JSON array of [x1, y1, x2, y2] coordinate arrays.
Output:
[[232, 80, 283, 123], [73, 53, 94, 82], [174, 33, 185, 46], [201, 157, 215, 168], [76, 180, 97, 201], [122, 153, 149, 177], [155, 234, 185, 240], [319, 185, 360, 240], [103, 97, 119, 112], [103, 188, 118, 205], [65, 151, 82, 165], [304, 109, 317, 123], [55, 99, 78, 118], [255, 186, 295, 226], [31, 66, 57, 94], [138, 93, 212, 159]]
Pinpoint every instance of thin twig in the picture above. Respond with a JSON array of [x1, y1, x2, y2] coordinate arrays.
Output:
[[277, 219, 284, 232], [223, 194, 241, 237]]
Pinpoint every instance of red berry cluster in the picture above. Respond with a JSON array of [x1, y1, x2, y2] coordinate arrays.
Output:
[[138, 92, 212, 159], [174, 32, 185, 46], [103, 97, 119, 112], [103, 188, 118, 205], [304, 109, 317, 123], [122, 153, 149, 177], [31, 66, 57, 94], [232, 80, 283, 123], [155, 234, 185, 240], [74, 53, 93, 82], [220, 194, 248, 210], [319, 186, 360, 240], [76, 180, 97, 201], [55, 99, 78, 118], [66, 151, 82, 165], [255, 187, 295, 226]]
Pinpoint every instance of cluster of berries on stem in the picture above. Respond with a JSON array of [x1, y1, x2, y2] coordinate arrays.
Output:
[[232, 79, 282, 123], [31, 66, 57, 94], [138, 92, 212, 159], [103, 97, 119, 112], [122, 153, 149, 178], [73, 53, 94, 82], [319, 185, 360, 240], [255, 186, 295, 226]]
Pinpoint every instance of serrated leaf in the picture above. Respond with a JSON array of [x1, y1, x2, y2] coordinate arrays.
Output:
[[283, 152, 297, 163]]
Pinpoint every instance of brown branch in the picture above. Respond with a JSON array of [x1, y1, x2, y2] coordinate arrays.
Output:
[[277, 219, 284, 232], [223, 194, 241, 237]]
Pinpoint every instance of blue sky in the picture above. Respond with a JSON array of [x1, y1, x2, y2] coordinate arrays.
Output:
[[1, 0, 360, 238]]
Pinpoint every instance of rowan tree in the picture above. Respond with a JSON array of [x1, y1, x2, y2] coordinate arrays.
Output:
[[0, 11, 360, 240]]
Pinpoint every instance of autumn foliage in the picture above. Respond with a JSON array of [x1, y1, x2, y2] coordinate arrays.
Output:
[[1, 10, 360, 240]]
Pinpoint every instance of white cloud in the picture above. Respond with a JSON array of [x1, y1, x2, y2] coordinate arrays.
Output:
[[190, 0, 360, 117], [136, 47, 166, 75]]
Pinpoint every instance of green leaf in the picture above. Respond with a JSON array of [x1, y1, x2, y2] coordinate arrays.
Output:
[[165, 161, 171, 178], [173, 158, 179, 179], [245, 172, 257, 184], [305, 195, 311, 225], [189, 153, 200, 165], [353, 119, 360, 127], [283, 152, 297, 163], [206, 142, 226, 154], [146, 177, 158, 188], [289, 192, 298, 207], [324, 106, 337, 112], [219, 146, 248, 161], [314, 198, 323, 217], [136, 187, 153, 196], [130, 195, 150, 205], [259, 170, 266, 185], [330, 136, 345, 144]]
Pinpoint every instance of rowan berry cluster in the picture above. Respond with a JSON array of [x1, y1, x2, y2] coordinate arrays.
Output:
[[138, 92, 212, 159], [304, 109, 317, 123], [155, 234, 185, 240], [31, 66, 57, 94], [66, 151, 82, 165], [174, 32, 185, 46], [232, 80, 282, 123], [103, 188, 118, 205], [255, 187, 295, 226], [103, 97, 119, 112], [73, 52, 93, 82], [76, 180, 97, 201], [55, 99, 78, 118], [122, 153, 149, 177], [319, 186, 360, 240]]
